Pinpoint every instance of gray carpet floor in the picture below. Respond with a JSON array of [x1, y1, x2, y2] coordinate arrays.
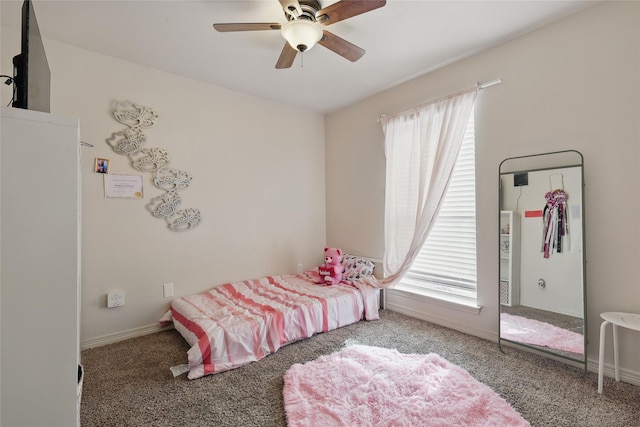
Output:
[[80, 310, 640, 426]]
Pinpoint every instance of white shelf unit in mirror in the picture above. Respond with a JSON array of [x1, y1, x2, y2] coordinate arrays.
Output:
[[499, 210, 520, 306]]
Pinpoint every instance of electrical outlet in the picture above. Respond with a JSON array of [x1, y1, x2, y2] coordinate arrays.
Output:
[[163, 282, 174, 298], [297, 263, 303, 274], [107, 290, 125, 308]]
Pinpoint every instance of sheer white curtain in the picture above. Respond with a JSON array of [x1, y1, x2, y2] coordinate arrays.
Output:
[[379, 88, 477, 287]]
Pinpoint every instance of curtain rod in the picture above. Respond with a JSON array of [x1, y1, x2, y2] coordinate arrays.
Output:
[[477, 78, 502, 90], [377, 78, 502, 123]]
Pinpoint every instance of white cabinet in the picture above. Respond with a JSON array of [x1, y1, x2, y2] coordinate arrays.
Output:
[[1, 107, 81, 426], [499, 210, 520, 306]]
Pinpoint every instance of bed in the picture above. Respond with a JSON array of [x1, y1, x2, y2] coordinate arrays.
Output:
[[161, 257, 380, 379]]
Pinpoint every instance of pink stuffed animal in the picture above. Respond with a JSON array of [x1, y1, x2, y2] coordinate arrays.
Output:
[[318, 247, 344, 285]]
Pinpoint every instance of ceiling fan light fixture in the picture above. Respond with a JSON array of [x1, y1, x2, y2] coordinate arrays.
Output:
[[281, 20, 322, 52]]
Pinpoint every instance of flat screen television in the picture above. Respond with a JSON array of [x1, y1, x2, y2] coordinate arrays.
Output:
[[12, 0, 50, 113]]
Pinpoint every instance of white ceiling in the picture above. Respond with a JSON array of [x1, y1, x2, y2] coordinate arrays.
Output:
[[1, 0, 598, 114]]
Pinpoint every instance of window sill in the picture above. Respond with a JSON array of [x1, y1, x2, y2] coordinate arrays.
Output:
[[388, 282, 482, 315]]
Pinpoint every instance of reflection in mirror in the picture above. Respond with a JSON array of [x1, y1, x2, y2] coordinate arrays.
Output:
[[499, 150, 586, 371]]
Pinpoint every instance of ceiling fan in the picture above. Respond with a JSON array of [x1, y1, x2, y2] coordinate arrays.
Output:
[[213, 0, 386, 69]]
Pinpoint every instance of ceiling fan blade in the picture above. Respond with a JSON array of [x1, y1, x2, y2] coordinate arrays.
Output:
[[275, 43, 298, 69], [316, 0, 386, 25], [279, 0, 302, 18], [318, 30, 365, 62], [213, 23, 282, 32]]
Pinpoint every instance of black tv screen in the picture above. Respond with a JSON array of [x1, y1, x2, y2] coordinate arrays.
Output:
[[12, 0, 50, 113]]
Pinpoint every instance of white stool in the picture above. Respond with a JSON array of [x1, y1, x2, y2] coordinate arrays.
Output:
[[597, 312, 640, 394]]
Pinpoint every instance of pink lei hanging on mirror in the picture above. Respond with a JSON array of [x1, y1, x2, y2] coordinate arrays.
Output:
[[542, 189, 569, 258]]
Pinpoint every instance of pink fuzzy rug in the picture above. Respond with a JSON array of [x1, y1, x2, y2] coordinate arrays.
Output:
[[283, 345, 530, 427], [500, 313, 584, 354]]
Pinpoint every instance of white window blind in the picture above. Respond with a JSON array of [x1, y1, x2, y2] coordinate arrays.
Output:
[[401, 110, 477, 299]]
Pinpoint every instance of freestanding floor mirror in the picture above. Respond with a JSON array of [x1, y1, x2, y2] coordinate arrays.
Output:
[[498, 150, 587, 373]]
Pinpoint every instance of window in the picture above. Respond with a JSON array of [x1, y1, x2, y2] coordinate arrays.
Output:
[[398, 110, 477, 300]]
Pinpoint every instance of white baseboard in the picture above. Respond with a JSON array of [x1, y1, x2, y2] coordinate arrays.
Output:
[[589, 359, 640, 387], [81, 323, 174, 350], [385, 304, 640, 387], [385, 302, 496, 342]]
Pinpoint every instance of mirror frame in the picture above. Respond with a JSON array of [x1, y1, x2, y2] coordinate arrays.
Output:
[[498, 150, 587, 373]]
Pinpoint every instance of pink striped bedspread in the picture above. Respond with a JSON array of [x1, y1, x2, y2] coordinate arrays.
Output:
[[163, 271, 380, 379]]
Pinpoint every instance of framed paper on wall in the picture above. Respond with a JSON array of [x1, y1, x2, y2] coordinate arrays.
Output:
[[104, 174, 143, 198]]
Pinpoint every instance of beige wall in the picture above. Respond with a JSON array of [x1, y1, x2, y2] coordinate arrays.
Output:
[[1, 27, 326, 344], [326, 1, 640, 379]]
